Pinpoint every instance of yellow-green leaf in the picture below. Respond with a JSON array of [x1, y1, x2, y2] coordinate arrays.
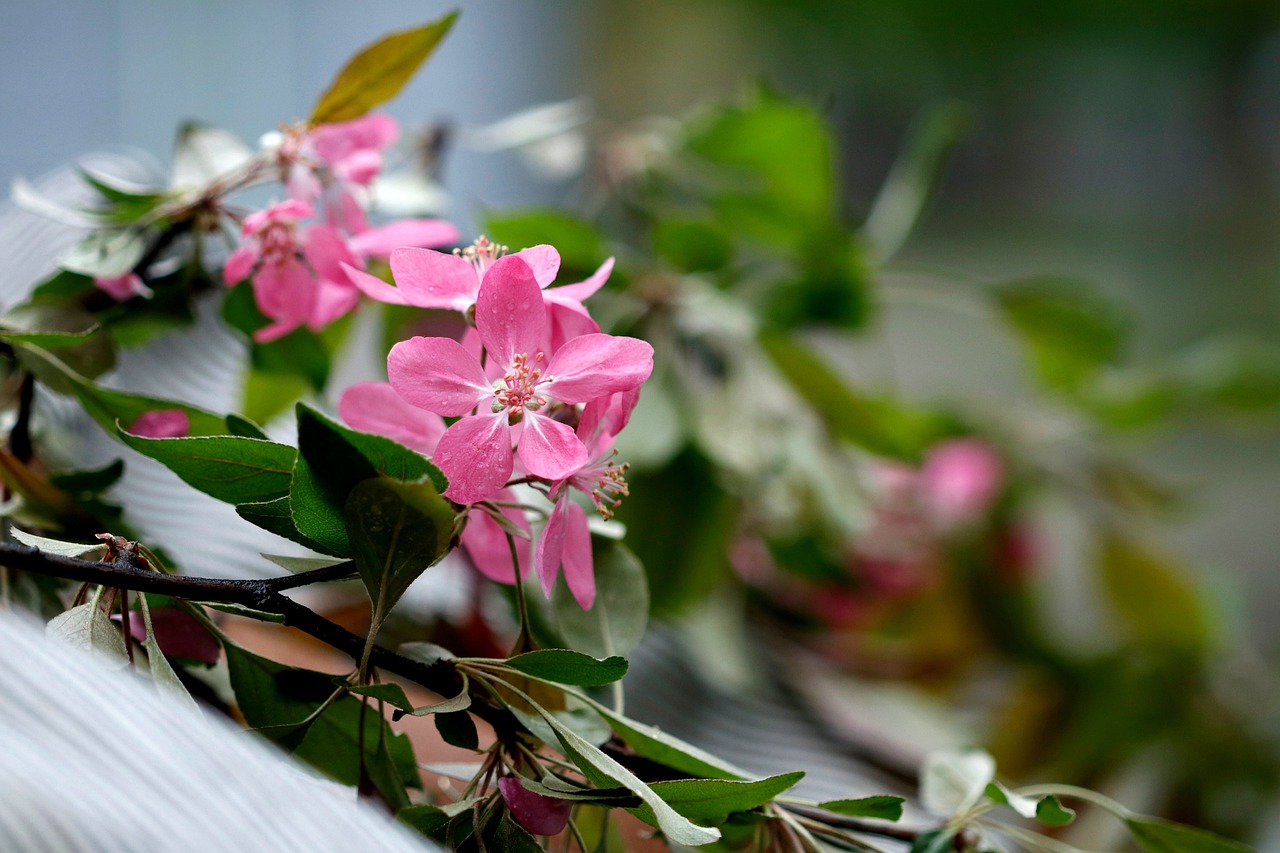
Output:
[[310, 13, 458, 125]]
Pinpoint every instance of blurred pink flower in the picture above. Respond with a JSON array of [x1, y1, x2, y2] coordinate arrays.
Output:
[[919, 438, 1004, 530], [128, 409, 190, 439], [94, 272, 151, 301], [387, 254, 652, 505]]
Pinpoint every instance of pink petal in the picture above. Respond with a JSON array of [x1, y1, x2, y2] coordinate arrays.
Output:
[[303, 225, 360, 282], [546, 256, 613, 304], [312, 113, 399, 164], [435, 413, 513, 504], [285, 164, 322, 205], [517, 412, 588, 481], [128, 409, 190, 439], [560, 500, 596, 609], [94, 272, 151, 301], [387, 337, 491, 417], [544, 334, 653, 403], [389, 247, 479, 310], [344, 262, 409, 305], [307, 277, 360, 331], [535, 495, 569, 598], [920, 438, 1004, 529], [253, 317, 301, 344], [511, 244, 560, 287], [334, 149, 382, 185], [460, 497, 530, 584], [498, 776, 571, 836], [252, 258, 315, 335], [348, 219, 460, 259], [338, 381, 446, 455], [223, 244, 258, 285], [577, 388, 641, 451], [475, 255, 546, 368], [243, 199, 313, 235], [545, 301, 600, 352], [127, 605, 220, 664]]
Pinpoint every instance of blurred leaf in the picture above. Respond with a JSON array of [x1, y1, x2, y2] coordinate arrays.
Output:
[[817, 796, 905, 821], [920, 749, 994, 816], [223, 282, 332, 395], [911, 828, 958, 853], [761, 332, 949, 459], [1091, 459, 1184, 516], [171, 121, 254, 189], [583, 695, 747, 780], [551, 541, 649, 657], [310, 13, 458, 124], [994, 278, 1131, 390], [503, 649, 629, 686], [1178, 337, 1280, 417], [985, 783, 1074, 826], [1126, 817, 1255, 853], [653, 218, 732, 273], [1097, 533, 1209, 652], [645, 773, 804, 826], [118, 431, 295, 505], [1080, 368, 1184, 430], [345, 476, 454, 620], [490, 814, 542, 852], [864, 101, 971, 261], [46, 602, 129, 669], [12, 316, 117, 390], [55, 370, 227, 438], [48, 459, 125, 496], [60, 227, 146, 279], [762, 230, 871, 331], [79, 168, 166, 224], [1036, 795, 1076, 827], [242, 369, 312, 426], [31, 270, 94, 300], [225, 413, 270, 440], [685, 87, 834, 246], [485, 209, 604, 277]]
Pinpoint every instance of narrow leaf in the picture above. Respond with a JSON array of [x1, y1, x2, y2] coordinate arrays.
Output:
[[1126, 818, 1255, 853], [818, 796, 905, 821], [46, 603, 129, 669], [551, 541, 649, 658], [503, 649, 629, 686], [633, 773, 805, 827], [9, 528, 105, 559]]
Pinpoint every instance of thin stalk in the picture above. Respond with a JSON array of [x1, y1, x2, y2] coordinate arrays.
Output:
[[507, 532, 533, 655]]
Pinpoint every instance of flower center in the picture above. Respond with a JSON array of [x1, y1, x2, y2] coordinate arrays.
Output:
[[583, 449, 630, 520], [454, 235, 507, 276], [259, 221, 299, 266], [492, 352, 549, 419]]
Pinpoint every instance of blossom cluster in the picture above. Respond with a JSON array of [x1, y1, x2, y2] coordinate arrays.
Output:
[[223, 114, 458, 342], [340, 237, 653, 609]]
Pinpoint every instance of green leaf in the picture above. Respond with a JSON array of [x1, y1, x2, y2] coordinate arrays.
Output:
[[48, 459, 125, 495], [237, 496, 342, 555], [137, 595, 198, 712], [985, 782, 1073, 825], [71, 376, 227, 438], [762, 230, 871, 331], [350, 677, 471, 718], [345, 476, 455, 620], [224, 642, 419, 797], [484, 209, 604, 277], [491, 814, 543, 853], [912, 828, 958, 853], [46, 602, 129, 668], [498, 681, 721, 846], [653, 218, 732, 273], [503, 649, 629, 687], [226, 413, 270, 440], [632, 773, 804, 827], [289, 458, 353, 555], [519, 777, 638, 805], [817, 796, 905, 821], [434, 710, 479, 751], [551, 540, 649, 658], [1097, 533, 1209, 651], [60, 227, 146, 279], [994, 278, 1131, 390], [10, 528, 107, 559], [11, 321, 116, 389], [1036, 795, 1076, 827], [761, 332, 949, 460], [118, 431, 296, 505], [310, 13, 458, 124], [1126, 817, 1255, 853]]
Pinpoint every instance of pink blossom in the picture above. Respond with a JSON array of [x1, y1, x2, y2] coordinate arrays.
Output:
[[387, 254, 652, 505], [338, 381, 530, 582], [94, 272, 151, 301], [128, 605, 219, 663], [128, 409, 190, 439], [498, 776, 571, 836], [535, 390, 639, 608], [919, 438, 1004, 530], [347, 236, 611, 348]]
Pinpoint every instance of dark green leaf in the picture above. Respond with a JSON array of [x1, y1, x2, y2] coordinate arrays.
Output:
[[224, 643, 419, 793], [351, 677, 471, 718], [551, 541, 648, 657], [519, 777, 638, 806], [994, 278, 1131, 390], [632, 773, 804, 827], [817, 796, 905, 821], [492, 813, 543, 852], [118, 432, 296, 504], [289, 457, 353, 555], [236, 495, 342, 555], [435, 710, 479, 751], [398, 804, 452, 838], [226, 413, 270, 440], [345, 476, 455, 619], [503, 649, 628, 686], [912, 828, 958, 853], [653, 218, 732, 273], [762, 230, 871, 331], [68, 374, 226, 438], [48, 459, 125, 495], [31, 270, 94, 299], [310, 13, 459, 124], [1126, 817, 1255, 853], [1036, 795, 1076, 827], [11, 321, 116, 389]]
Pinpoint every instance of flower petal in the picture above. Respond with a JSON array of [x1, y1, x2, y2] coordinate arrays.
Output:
[[434, 413, 513, 504], [517, 412, 588, 481], [545, 300, 600, 352], [303, 224, 360, 282], [252, 258, 314, 336], [307, 276, 359, 331], [388, 336, 491, 417], [535, 494, 569, 598], [348, 219, 460, 258], [475, 255, 546, 367], [389, 247, 478, 310], [343, 262, 409, 305], [544, 334, 653, 403], [460, 497, 530, 584], [560, 501, 596, 609], [546, 256, 613, 304], [577, 388, 641, 451], [511, 244, 560, 287], [223, 244, 258, 285], [338, 381, 446, 455]]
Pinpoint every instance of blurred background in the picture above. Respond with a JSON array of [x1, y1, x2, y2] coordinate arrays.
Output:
[[5, 0, 1280, 846]]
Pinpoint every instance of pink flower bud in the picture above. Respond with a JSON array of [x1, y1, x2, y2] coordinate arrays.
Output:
[[497, 776, 571, 836], [920, 439, 1004, 530]]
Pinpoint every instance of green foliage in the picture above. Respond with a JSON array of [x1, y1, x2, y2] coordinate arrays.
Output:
[[653, 218, 733, 273], [1096, 533, 1210, 653], [310, 12, 459, 124], [502, 649, 629, 686], [118, 431, 296, 505], [550, 541, 649, 657], [817, 796, 905, 821], [632, 773, 805, 827], [1126, 817, 1257, 853], [346, 476, 455, 620], [485, 209, 606, 278]]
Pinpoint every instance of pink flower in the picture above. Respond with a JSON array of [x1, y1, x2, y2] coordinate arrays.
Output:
[[387, 255, 652, 505], [347, 237, 612, 348], [497, 776, 571, 836], [535, 390, 639, 609], [919, 438, 1004, 530], [128, 409, 190, 438], [338, 381, 530, 582], [94, 272, 151, 301]]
